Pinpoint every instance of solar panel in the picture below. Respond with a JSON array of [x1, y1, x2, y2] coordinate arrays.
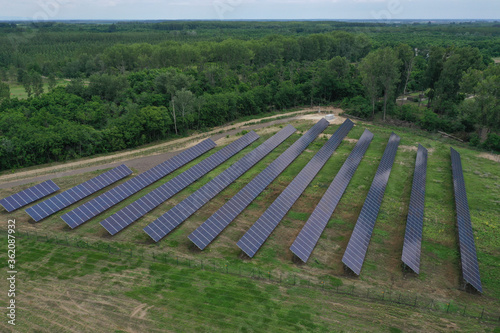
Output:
[[450, 147, 482, 293], [237, 119, 354, 258], [0, 180, 60, 212], [290, 129, 374, 262], [144, 126, 296, 242], [401, 144, 428, 274], [61, 139, 216, 229], [189, 119, 330, 250], [341, 132, 400, 275], [100, 130, 270, 235], [25, 165, 133, 222]]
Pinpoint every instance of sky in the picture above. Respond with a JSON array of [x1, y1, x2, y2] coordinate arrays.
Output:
[[0, 0, 498, 21]]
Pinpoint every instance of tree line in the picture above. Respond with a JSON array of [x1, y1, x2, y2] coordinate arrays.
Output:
[[0, 21, 499, 171]]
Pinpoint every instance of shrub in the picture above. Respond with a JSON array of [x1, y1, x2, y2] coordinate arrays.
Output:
[[468, 133, 480, 147], [482, 132, 500, 152], [342, 96, 372, 119], [418, 110, 444, 132]]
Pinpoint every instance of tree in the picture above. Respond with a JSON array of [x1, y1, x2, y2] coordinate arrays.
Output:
[[172, 88, 195, 119], [459, 64, 500, 140], [396, 44, 415, 105], [359, 47, 401, 120], [154, 69, 194, 135], [31, 71, 44, 97], [433, 47, 483, 113], [22, 75, 33, 98], [359, 52, 380, 117], [0, 82, 9, 100], [48, 73, 57, 91], [377, 48, 402, 120], [87, 74, 129, 102]]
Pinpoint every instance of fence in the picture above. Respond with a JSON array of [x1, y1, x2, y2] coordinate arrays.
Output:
[[13, 229, 500, 324]]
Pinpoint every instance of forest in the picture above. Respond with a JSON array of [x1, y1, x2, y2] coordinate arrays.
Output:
[[0, 20, 499, 171]]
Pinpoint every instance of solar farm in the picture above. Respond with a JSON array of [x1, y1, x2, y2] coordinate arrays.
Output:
[[0, 116, 499, 331]]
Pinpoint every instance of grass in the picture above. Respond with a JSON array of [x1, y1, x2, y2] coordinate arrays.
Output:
[[0, 118, 499, 331], [6, 78, 69, 99], [0, 237, 497, 332]]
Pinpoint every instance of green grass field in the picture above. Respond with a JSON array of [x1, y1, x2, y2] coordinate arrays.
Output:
[[6, 78, 69, 99], [0, 119, 499, 331]]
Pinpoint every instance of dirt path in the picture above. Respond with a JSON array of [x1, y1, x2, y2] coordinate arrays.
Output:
[[0, 107, 343, 189]]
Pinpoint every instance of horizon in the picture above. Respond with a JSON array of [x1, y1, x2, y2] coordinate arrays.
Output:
[[1, 0, 498, 21]]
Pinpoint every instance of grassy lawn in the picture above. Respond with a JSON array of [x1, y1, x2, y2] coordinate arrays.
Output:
[[0, 119, 499, 331]]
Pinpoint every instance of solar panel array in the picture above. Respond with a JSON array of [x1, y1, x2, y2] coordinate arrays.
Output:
[[144, 126, 296, 242], [189, 119, 329, 250], [237, 119, 354, 258], [450, 147, 482, 293], [401, 144, 428, 274], [290, 129, 374, 263], [100, 131, 264, 235], [341, 132, 400, 275], [0, 180, 60, 212], [26, 164, 133, 222], [61, 139, 216, 229]]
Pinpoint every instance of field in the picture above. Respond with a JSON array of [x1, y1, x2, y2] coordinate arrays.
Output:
[[1, 117, 499, 332], [6, 78, 69, 99]]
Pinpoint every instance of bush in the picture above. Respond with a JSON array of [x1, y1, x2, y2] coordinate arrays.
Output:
[[341, 96, 372, 119], [482, 132, 500, 151], [468, 133, 480, 147], [418, 110, 444, 132], [393, 104, 419, 122]]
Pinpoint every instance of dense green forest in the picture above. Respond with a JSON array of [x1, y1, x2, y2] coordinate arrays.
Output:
[[0, 21, 499, 171]]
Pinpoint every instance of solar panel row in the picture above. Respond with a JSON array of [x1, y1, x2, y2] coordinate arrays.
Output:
[[0, 180, 60, 212], [290, 129, 374, 263], [237, 119, 354, 258], [450, 147, 482, 293], [401, 144, 428, 274], [61, 139, 216, 229], [100, 130, 265, 235], [26, 164, 133, 222], [341, 132, 400, 275], [189, 119, 329, 250], [144, 126, 296, 242]]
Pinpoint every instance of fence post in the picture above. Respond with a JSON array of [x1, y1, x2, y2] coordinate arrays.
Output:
[[382, 291, 385, 300], [480, 308, 484, 320], [462, 305, 467, 316], [447, 303, 451, 313]]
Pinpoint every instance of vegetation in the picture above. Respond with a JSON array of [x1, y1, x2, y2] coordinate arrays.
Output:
[[1, 119, 498, 331], [0, 21, 499, 171]]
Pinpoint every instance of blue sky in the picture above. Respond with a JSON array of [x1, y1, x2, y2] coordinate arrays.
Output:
[[1, 0, 498, 20]]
